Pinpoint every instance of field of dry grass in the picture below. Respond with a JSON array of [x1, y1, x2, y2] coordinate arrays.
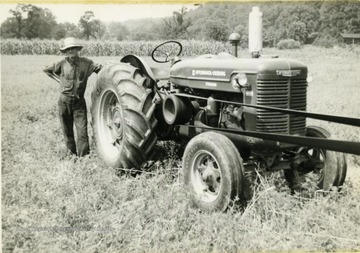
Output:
[[1, 46, 360, 252]]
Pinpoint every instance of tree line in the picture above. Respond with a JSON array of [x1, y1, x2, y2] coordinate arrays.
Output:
[[1, 2, 359, 47]]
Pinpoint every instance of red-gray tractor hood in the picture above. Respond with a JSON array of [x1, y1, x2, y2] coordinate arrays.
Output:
[[170, 54, 307, 93]]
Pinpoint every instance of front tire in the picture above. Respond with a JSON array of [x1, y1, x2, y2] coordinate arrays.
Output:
[[284, 126, 347, 191], [183, 132, 244, 212], [91, 63, 157, 169]]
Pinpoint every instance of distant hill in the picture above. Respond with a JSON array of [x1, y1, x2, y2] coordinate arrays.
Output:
[[123, 18, 162, 33], [3, 1, 357, 46], [114, 2, 360, 45]]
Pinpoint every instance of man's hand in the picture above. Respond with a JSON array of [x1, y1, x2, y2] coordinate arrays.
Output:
[[48, 72, 60, 84], [93, 63, 103, 74]]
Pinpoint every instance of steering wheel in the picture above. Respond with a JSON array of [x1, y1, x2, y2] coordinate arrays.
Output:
[[151, 41, 183, 63]]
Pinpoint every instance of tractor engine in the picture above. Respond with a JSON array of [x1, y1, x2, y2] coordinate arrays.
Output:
[[167, 55, 308, 149], [220, 103, 245, 130]]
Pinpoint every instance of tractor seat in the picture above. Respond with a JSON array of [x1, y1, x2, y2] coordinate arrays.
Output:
[[150, 67, 170, 81]]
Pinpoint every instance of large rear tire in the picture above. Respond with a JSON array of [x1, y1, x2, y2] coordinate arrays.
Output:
[[91, 63, 157, 169], [183, 132, 244, 212], [284, 126, 347, 191]]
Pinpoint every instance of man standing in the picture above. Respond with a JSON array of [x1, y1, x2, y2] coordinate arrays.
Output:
[[44, 37, 102, 157]]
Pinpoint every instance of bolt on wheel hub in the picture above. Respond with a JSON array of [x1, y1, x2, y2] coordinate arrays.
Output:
[[110, 105, 123, 140], [191, 151, 222, 202]]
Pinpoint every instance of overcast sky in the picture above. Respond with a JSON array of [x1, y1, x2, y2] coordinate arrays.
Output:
[[0, 4, 198, 24]]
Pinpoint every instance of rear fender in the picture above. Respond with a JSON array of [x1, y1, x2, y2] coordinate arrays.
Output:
[[120, 55, 156, 83]]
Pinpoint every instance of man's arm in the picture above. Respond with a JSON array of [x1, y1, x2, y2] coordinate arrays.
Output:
[[43, 63, 61, 84]]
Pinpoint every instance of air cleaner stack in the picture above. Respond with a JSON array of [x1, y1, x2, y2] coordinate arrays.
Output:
[[249, 6, 263, 58]]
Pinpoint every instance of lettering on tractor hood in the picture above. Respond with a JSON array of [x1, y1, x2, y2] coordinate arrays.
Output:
[[170, 57, 307, 82], [192, 70, 226, 77], [276, 70, 301, 77], [169, 56, 308, 93]]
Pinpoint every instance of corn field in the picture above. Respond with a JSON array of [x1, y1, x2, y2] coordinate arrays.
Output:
[[0, 39, 232, 56]]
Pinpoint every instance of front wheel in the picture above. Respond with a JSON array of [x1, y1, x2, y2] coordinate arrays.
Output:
[[284, 126, 347, 191], [183, 132, 244, 212], [91, 63, 158, 169]]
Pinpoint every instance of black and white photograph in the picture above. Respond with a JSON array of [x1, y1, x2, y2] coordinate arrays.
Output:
[[1, 1, 360, 252]]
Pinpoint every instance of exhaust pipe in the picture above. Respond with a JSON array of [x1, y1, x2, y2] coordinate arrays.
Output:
[[249, 6, 263, 58]]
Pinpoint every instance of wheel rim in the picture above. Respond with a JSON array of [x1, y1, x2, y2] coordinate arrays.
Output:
[[306, 148, 325, 183], [190, 150, 222, 202], [296, 147, 325, 185], [97, 88, 124, 159]]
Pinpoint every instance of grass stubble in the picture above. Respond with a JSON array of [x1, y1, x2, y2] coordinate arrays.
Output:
[[1, 46, 360, 252]]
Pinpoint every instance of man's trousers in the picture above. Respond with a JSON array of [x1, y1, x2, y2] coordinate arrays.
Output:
[[58, 94, 90, 157]]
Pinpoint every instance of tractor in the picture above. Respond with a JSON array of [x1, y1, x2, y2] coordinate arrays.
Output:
[[90, 8, 359, 211]]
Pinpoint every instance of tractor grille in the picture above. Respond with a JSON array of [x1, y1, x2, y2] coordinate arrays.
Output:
[[256, 78, 307, 134]]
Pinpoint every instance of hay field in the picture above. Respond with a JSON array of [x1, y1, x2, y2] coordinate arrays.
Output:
[[1, 46, 360, 252]]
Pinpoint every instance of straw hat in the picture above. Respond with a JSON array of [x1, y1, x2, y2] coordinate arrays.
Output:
[[60, 37, 83, 52]]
